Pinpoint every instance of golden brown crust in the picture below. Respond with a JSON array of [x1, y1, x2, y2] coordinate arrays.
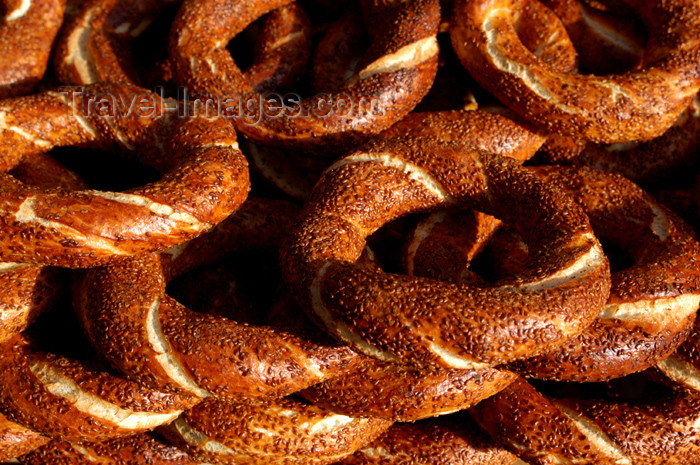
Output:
[[0, 411, 48, 463], [0, 83, 249, 267], [4, 2, 700, 462], [338, 418, 519, 465], [299, 359, 516, 421], [282, 137, 610, 368], [0, 335, 197, 443], [169, 0, 441, 152], [20, 434, 200, 465], [56, 0, 311, 91], [74, 198, 362, 400], [450, 0, 700, 143], [380, 110, 547, 163], [158, 397, 392, 465], [0, 0, 65, 98]]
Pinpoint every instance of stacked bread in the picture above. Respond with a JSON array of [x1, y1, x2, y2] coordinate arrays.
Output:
[[2, 0, 700, 464]]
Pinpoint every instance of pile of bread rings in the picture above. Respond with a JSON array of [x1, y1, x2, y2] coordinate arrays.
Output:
[[2, 0, 700, 463]]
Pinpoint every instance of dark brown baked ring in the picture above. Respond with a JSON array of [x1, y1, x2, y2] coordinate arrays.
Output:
[[282, 137, 610, 369], [0, 82, 248, 267], [451, 0, 700, 143], [169, 0, 441, 152]]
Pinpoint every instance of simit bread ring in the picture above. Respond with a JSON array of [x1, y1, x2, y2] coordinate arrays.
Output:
[[157, 396, 391, 465], [169, 0, 441, 152], [296, 110, 546, 420], [0, 82, 248, 267], [450, 0, 700, 143], [0, 0, 65, 97], [409, 166, 700, 381], [338, 417, 520, 465], [267, 288, 517, 422], [0, 334, 197, 444], [56, 0, 311, 92], [513, 167, 700, 381], [282, 136, 610, 369], [74, 198, 363, 400], [0, 411, 48, 463], [20, 433, 200, 465], [0, 154, 87, 342], [472, 376, 700, 465]]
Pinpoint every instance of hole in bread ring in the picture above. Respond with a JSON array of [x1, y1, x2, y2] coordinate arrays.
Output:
[[0, 83, 249, 268], [169, 0, 441, 152], [56, 0, 312, 92], [282, 137, 611, 368]]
